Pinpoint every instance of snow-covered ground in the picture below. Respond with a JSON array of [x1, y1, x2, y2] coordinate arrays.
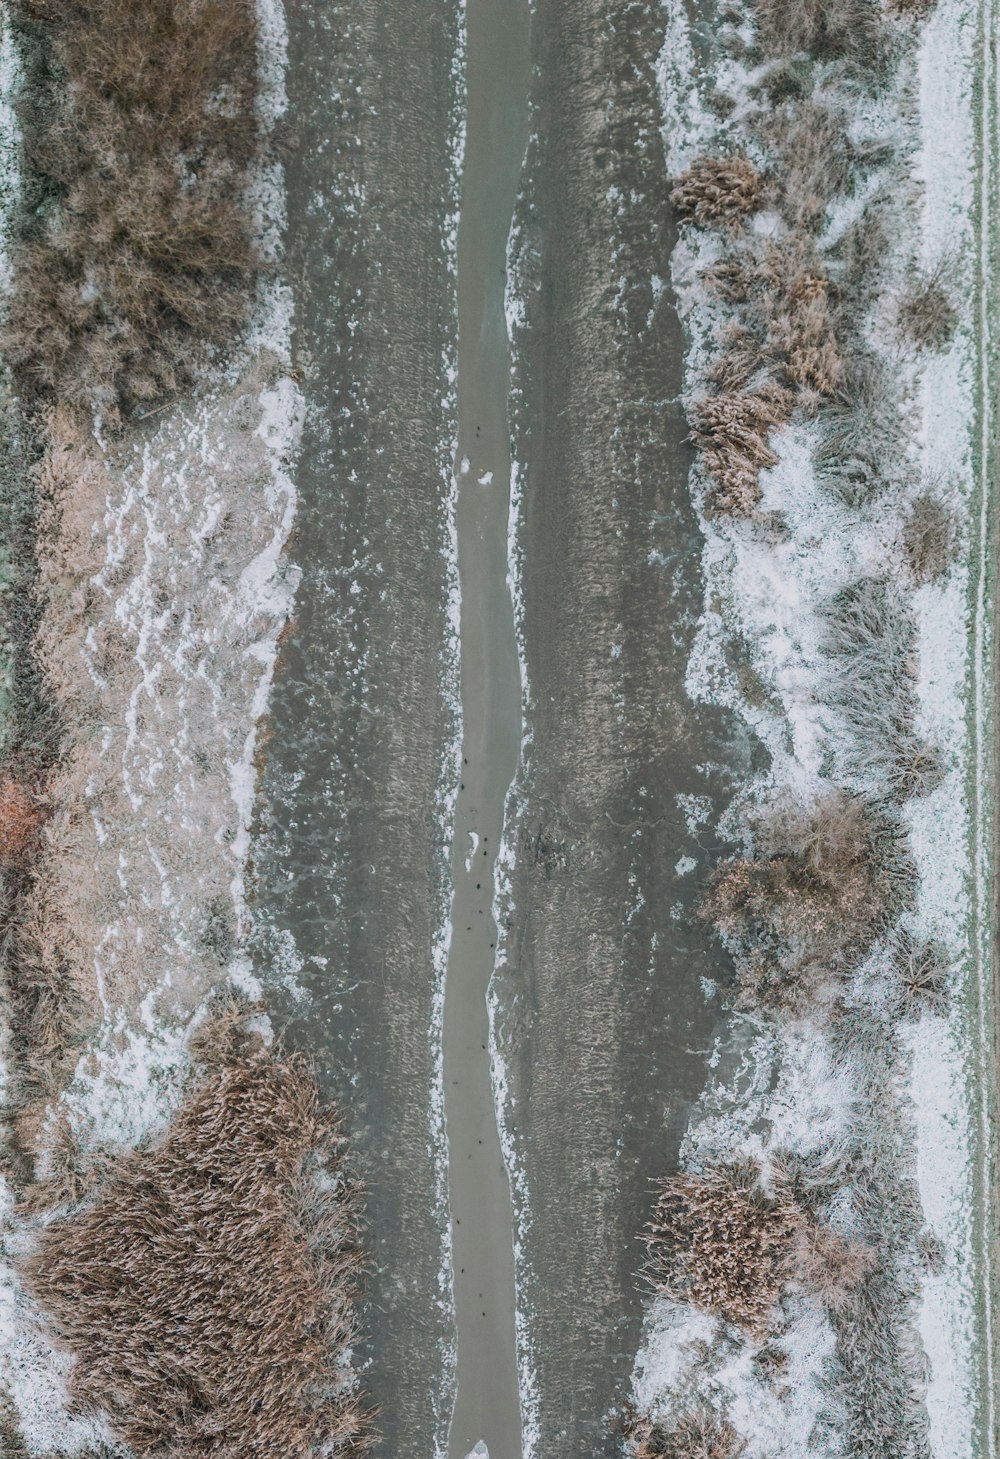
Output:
[[0, 2, 315, 1448], [631, 0, 989, 1453]]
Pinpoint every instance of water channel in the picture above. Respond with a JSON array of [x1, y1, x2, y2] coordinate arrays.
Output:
[[443, 0, 531, 1453]]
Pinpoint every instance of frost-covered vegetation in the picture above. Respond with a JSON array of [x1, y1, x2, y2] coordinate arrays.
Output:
[[632, 0, 981, 1454], [6, 0, 262, 427], [0, 2, 366, 1452]]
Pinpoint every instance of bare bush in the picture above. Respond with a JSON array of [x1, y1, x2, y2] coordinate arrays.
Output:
[[629, 1411, 747, 1459], [0, 778, 42, 865], [761, 99, 853, 231], [706, 325, 766, 393], [691, 383, 792, 515], [671, 155, 765, 230], [766, 262, 842, 398], [902, 490, 958, 583], [785, 1223, 875, 1313], [754, 0, 890, 76], [891, 931, 952, 1014], [7, 0, 261, 424], [814, 356, 906, 503], [646, 1160, 874, 1333], [897, 262, 958, 351], [645, 1162, 797, 1333], [25, 1052, 368, 1457], [825, 577, 944, 799], [704, 791, 892, 1009]]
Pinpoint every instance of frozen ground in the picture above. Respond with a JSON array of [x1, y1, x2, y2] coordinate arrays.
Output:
[[630, 0, 991, 1453]]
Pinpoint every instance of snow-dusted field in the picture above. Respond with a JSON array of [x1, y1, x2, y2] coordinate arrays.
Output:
[[630, 1, 995, 1454]]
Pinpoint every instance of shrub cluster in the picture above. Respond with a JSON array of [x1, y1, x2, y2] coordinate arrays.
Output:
[[645, 1160, 872, 1334], [824, 578, 944, 800], [629, 1411, 747, 1459], [702, 791, 901, 1010], [902, 489, 958, 584], [670, 154, 764, 230], [7, 0, 261, 425], [0, 777, 42, 865], [25, 1052, 367, 1458], [649, 7, 951, 1450]]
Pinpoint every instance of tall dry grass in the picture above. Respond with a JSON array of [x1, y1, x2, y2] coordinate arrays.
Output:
[[628, 1411, 746, 1459], [645, 1160, 872, 1335], [25, 1052, 368, 1458], [670, 154, 764, 230], [7, 0, 261, 425], [0, 778, 43, 865], [703, 791, 900, 1010]]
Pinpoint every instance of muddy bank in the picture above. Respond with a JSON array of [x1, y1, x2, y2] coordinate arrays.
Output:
[[493, 0, 752, 1451], [248, 3, 462, 1456]]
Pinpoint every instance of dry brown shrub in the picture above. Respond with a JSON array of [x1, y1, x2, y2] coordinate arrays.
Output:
[[7, 0, 261, 424], [645, 1160, 874, 1335], [0, 777, 42, 865], [767, 265, 842, 397], [25, 1052, 368, 1457], [891, 931, 952, 1014], [785, 1223, 875, 1313], [629, 1411, 747, 1459], [703, 791, 889, 1009], [645, 1163, 797, 1334], [761, 100, 853, 231], [706, 325, 766, 393], [902, 491, 957, 584], [671, 154, 764, 230], [691, 383, 792, 515], [897, 262, 958, 351], [754, 0, 890, 74]]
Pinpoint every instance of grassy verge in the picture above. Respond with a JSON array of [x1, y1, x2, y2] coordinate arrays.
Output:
[[634, 0, 968, 1453]]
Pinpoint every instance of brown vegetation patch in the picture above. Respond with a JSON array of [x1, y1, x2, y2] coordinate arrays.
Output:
[[7, 0, 261, 424], [694, 240, 841, 514], [902, 491, 957, 584], [754, 0, 890, 74], [691, 383, 792, 515], [784, 1222, 875, 1313], [703, 791, 895, 1010], [671, 154, 764, 230], [0, 777, 43, 865], [645, 1162, 796, 1334], [629, 1411, 747, 1459], [25, 1052, 367, 1457], [897, 263, 958, 351], [646, 1161, 873, 1334], [761, 100, 854, 232]]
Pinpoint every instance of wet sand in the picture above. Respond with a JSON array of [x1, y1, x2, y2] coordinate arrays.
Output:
[[443, 0, 530, 1452], [493, 0, 752, 1450], [249, 3, 462, 1454]]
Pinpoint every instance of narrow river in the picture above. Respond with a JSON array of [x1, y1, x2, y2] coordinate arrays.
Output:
[[444, 0, 530, 1453]]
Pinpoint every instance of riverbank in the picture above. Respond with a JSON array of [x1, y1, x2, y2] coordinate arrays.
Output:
[[627, 1, 995, 1454], [0, 4, 366, 1450], [492, 0, 749, 1451]]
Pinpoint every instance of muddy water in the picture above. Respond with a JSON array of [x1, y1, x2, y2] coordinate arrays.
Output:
[[443, 0, 530, 1454]]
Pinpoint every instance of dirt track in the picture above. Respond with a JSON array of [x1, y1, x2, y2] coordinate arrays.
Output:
[[492, 0, 750, 1450], [253, 2, 748, 1452], [250, 3, 461, 1454]]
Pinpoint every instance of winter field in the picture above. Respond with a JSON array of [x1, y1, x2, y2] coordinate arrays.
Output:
[[0, 1, 996, 1457]]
